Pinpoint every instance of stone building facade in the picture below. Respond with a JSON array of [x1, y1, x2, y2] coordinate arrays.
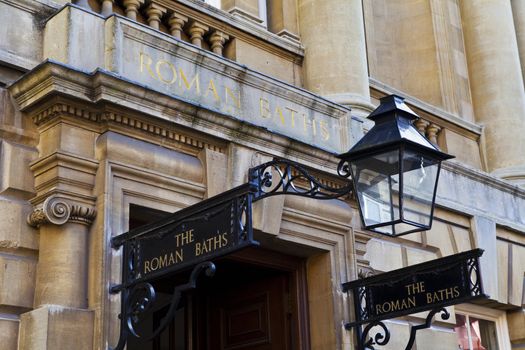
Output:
[[0, 0, 524, 349]]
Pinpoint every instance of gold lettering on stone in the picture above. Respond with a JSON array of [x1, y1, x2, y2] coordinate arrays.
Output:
[[179, 69, 201, 94], [156, 59, 177, 84], [137, 52, 335, 143]]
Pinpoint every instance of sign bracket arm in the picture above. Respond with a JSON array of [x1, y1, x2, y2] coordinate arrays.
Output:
[[404, 307, 450, 350]]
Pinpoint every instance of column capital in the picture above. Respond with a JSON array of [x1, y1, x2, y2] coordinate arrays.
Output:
[[27, 195, 96, 228]]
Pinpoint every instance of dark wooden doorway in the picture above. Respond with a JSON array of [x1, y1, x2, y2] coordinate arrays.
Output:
[[128, 205, 310, 350], [149, 249, 309, 350], [192, 248, 309, 350]]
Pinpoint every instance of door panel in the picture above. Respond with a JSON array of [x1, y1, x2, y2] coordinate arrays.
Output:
[[207, 273, 290, 350]]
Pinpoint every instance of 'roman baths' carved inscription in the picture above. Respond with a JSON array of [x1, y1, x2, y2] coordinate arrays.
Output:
[[137, 51, 333, 144], [117, 23, 349, 153]]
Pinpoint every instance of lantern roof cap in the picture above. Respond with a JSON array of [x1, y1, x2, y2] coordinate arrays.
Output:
[[368, 95, 419, 122], [338, 95, 454, 161]]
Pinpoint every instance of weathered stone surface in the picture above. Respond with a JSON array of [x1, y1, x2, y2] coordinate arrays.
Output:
[[0, 140, 37, 196], [472, 216, 498, 301], [18, 306, 94, 350], [0, 199, 38, 250], [299, 0, 373, 117], [43, 4, 105, 72], [0, 318, 18, 350], [461, 0, 525, 182], [0, 253, 37, 310], [508, 310, 525, 345], [0, 0, 56, 71]]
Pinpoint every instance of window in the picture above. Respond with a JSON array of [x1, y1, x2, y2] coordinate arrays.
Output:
[[454, 304, 511, 350]]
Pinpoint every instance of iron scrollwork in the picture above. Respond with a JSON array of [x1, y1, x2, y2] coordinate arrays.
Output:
[[248, 158, 353, 202], [111, 262, 215, 350], [110, 184, 258, 350], [357, 307, 449, 350], [343, 249, 486, 350]]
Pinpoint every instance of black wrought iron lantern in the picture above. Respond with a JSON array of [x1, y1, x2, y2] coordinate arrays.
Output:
[[337, 95, 454, 236]]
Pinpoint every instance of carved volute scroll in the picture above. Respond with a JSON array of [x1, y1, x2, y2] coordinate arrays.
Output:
[[27, 195, 96, 228]]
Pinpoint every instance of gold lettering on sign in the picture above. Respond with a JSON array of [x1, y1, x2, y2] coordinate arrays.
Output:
[[285, 107, 297, 127], [204, 79, 220, 102], [426, 286, 460, 303], [375, 296, 416, 315], [195, 232, 229, 256], [225, 87, 241, 109], [144, 250, 184, 274], [259, 98, 271, 119], [319, 120, 330, 141], [405, 281, 426, 295], [174, 229, 195, 246]]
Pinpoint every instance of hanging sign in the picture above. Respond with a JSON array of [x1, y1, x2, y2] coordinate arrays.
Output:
[[342, 249, 485, 328], [111, 183, 258, 286]]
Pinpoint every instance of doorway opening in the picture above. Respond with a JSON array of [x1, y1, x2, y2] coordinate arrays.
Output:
[[126, 204, 310, 350]]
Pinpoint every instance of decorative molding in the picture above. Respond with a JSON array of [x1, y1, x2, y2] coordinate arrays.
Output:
[[102, 112, 225, 153], [27, 195, 96, 228], [30, 103, 225, 154]]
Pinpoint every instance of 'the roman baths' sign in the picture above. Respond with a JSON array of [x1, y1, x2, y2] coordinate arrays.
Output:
[[111, 184, 258, 286], [343, 249, 485, 327]]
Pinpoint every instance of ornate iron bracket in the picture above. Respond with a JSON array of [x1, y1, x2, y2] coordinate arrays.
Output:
[[405, 307, 449, 349], [111, 261, 216, 350], [343, 249, 485, 350], [356, 307, 449, 350], [248, 158, 353, 202]]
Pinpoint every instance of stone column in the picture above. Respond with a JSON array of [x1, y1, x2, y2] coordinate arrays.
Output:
[[27, 196, 96, 308], [512, 0, 525, 84], [100, 0, 114, 16], [461, 0, 525, 184], [297, 0, 374, 117]]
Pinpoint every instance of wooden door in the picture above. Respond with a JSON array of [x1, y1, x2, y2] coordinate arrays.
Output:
[[192, 249, 309, 350]]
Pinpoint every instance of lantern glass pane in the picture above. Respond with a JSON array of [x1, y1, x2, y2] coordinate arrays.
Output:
[[401, 150, 440, 227], [351, 150, 400, 231]]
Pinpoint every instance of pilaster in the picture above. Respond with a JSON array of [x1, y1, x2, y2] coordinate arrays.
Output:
[[13, 97, 100, 349], [221, 0, 264, 26], [267, 0, 300, 42]]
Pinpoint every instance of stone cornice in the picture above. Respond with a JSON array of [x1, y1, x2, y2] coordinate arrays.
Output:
[[442, 161, 525, 199], [27, 195, 96, 228], [370, 79, 483, 140], [8, 61, 340, 166]]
